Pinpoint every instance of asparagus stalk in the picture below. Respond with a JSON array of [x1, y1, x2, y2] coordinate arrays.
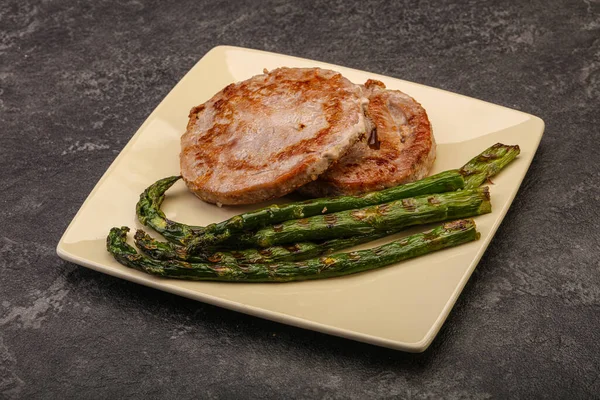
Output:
[[133, 229, 389, 264], [135, 175, 204, 245], [460, 143, 520, 189], [107, 219, 480, 282], [217, 187, 490, 249]]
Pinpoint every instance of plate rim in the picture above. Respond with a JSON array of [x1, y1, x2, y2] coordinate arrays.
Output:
[[57, 45, 545, 352]]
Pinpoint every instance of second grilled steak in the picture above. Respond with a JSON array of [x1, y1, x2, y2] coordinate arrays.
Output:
[[297, 79, 436, 197]]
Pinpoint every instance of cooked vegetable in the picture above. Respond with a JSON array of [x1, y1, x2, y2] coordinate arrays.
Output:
[[107, 219, 479, 282], [136, 143, 517, 247], [135, 175, 203, 245], [133, 229, 388, 264], [218, 187, 490, 249], [460, 143, 520, 189]]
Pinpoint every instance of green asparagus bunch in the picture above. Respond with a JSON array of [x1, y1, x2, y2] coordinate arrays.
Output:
[[105, 143, 519, 282]]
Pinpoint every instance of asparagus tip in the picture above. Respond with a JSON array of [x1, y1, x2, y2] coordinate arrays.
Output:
[[107, 226, 130, 250], [115, 226, 130, 234]]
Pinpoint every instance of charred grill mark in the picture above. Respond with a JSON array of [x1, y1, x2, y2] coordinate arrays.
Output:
[[191, 104, 205, 115], [372, 246, 387, 256], [402, 198, 417, 211], [179, 261, 194, 270], [443, 219, 471, 231], [322, 97, 345, 136], [284, 244, 302, 253], [298, 219, 310, 226], [477, 153, 499, 162], [212, 265, 230, 274], [273, 224, 284, 232], [428, 196, 441, 205], [194, 121, 230, 149], [134, 230, 151, 243], [165, 220, 180, 230], [258, 248, 274, 256], [224, 157, 268, 171], [459, 168, 477, 177], [207, 254, 223, 263], [236, 265, 252, 273], [188, 104, 206, 119], [266, 264, 279, 276], [422, 230, 439, 241], [377, 203, 391, 214], [351, 209, 367, 221], [212, 98, 226, 111], [222, 83, 237, 96], [174, 247, 188, 259], [324, 214, 338, 228]]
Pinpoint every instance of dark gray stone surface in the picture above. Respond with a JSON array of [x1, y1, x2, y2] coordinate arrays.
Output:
[[1, 0, 599, 398]]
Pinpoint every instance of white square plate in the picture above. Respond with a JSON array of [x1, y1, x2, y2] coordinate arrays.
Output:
[[57, 46, 544, 352]]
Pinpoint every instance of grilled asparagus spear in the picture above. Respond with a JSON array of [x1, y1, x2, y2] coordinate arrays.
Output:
[[460, 143, 520, 189], [135, 175, 203, 245], [216, 187, 490, 249], [133, 229, 388, 264], [107, 219, 479, 282]]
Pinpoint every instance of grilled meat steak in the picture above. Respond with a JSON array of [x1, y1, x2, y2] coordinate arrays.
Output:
[[180, 67, 368, 205], [297, 79, 436, 197]]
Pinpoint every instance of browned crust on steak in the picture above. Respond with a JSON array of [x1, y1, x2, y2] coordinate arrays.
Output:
[[180, 67, 368, 205], [297, 80, 436, 197]]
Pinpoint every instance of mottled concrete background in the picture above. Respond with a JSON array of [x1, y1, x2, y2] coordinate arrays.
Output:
[[1, 0, 599, 398]]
